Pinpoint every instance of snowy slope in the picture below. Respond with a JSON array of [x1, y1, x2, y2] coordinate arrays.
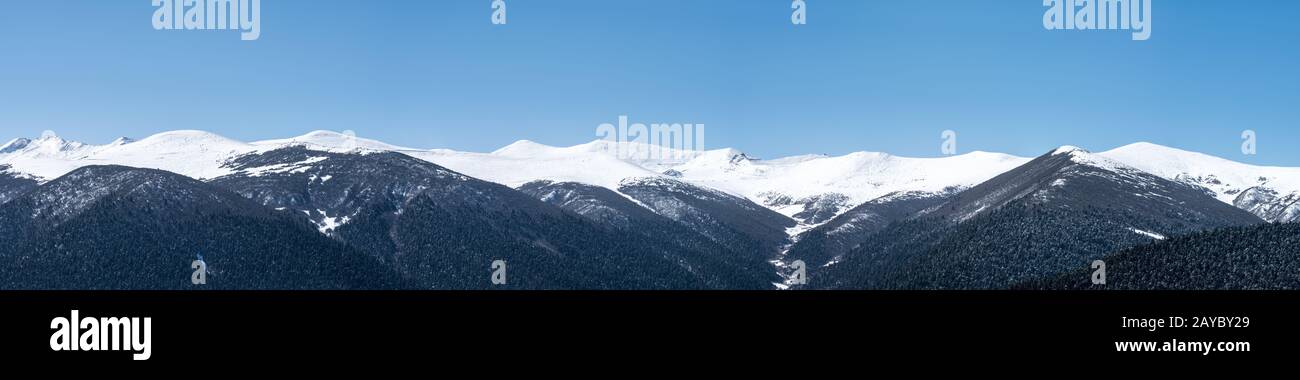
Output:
[[82, 130, 259, 180], [569, 139, 709, 172], [0, 130, 259, 181], [7, 130, 1296, 223], [0, 131, 1031, 227], [656, 147, 1031, 223], [412, 140, 662, 191], [0, 130, 417, 182], [251, 130, 420, 153], [416, 139, 1032, 226], [1099, 142, 1300, 222], [920, 145, 1262, 227], [0, 131, 131, 180]]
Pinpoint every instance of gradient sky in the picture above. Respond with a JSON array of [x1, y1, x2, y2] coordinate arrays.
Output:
[[0, 0, 1296, 165]]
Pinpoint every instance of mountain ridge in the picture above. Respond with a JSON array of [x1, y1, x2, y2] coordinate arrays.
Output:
[[806, 147, 1264, 289], [1, 131, 1295, 290], [3, 130, 1296, 226]]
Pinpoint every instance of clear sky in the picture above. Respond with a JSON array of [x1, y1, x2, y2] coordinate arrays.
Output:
[[1, 1, 1296, 165]]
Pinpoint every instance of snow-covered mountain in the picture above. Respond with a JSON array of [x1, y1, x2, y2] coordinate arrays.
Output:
[[805, 146, 1264, 289], [419, 140, 1031, 226], [1099, 142, 1300, 222], [414, 140, 661, 191], [0, 130, 406, 182], [0, 131, 133, 180], [0, 131, 1033, 225], [919, 146, 1262, 226], [4, 130, 1298, 227], [651, 148, 1030, 224], [207, 147, 772, 289], [0, 130, 254, 181], [250, 130, 421, 153], [3, 129, 1299, 290]]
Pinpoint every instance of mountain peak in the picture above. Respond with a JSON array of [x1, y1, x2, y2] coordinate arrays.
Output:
[[288, 130, 364, 144], [5, 130, 90, 157], [300, 130, 349, 138], [37, 130, 60, 141], [1045, 145, 1138, 173], [250, 130, 414, 153], [33, 130, 72, 147], [1119, 141, 1165, 149], [492, 140, 557, 156], [694, 148, 753, 162], [729, 151, 755, 163], [1050, 145, 1089, 156], [140, 130, 241, 143], [1103, 141, 1215, 160]]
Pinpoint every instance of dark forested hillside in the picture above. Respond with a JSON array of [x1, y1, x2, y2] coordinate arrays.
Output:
[[0, 164, 37, 205], [1028, 223, 1300, 290], [211, 148, 756, 289], [784, 190, 957, 270], [518, 180, 779, 288], [814, 202, 1222, 289], [0, 165, 400, 289], [618, 177, 796, 262]]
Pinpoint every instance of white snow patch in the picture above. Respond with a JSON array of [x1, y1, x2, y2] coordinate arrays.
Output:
[[1130, 228, 1166, 240], [239, 156, 327, 177], [314, 210, 352, 234]]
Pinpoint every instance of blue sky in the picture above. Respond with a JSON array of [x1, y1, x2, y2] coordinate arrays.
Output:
[[0, 0, 1296, 164]]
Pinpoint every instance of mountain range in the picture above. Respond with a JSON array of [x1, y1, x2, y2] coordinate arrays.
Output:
[[1, 130, 1296, 289], [795, 147, 1263, 289]]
